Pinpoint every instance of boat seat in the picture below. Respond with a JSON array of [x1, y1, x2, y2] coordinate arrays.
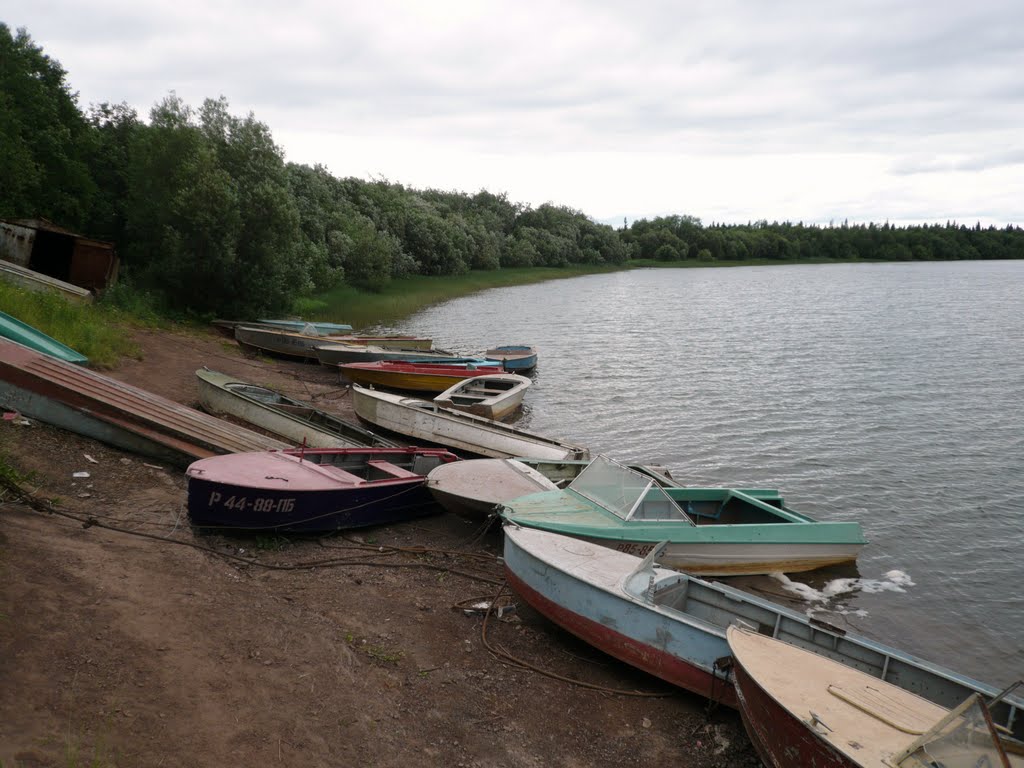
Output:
[[365, 459, 421, 479]]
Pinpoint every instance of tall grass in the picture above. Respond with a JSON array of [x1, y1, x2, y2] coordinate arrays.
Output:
[[0, 284, 141, 368], [295, 265, 625, 328]]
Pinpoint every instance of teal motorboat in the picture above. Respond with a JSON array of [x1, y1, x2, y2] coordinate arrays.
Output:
[[499, 454, 867, 576], [0, 311, 88, 365]]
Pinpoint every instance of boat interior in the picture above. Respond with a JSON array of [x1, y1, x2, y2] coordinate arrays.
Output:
[[286, 450, 450, 481], [570, 456, 800, 526]]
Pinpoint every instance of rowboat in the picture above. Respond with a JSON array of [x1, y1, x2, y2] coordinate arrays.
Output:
[[339, 361, 503, 394], [0, 311, 88, 364], [485, 344, 537, 371], [195, 368, 400, 448], [0, 337, 288, 467], [727, 625, 1023, 767], [350, 384, 589, 461], [186, 447, 458, 532], [257, 319, 353, 334], [433, 373, 531, 420], [499, 454, 866, 576], [315, 342, 479, 367], [234, 325, 433, 361], [0, 259, 93, 303], [502, 524, 1024, 741]]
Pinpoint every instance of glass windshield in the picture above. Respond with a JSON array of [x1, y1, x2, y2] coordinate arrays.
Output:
[[894, 695, 1011, 768], [569, 456, 694, 524]]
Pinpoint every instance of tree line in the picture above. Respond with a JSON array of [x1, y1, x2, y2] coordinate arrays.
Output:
[[2, 24, 1021, 317]]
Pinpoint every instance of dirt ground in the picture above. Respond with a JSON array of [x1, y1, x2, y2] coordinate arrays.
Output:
[[0, 327, 760, 767]]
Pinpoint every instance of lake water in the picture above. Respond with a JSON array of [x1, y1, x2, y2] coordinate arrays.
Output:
[[377, 260, 1024, 686]]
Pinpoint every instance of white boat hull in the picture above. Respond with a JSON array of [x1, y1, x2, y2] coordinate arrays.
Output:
[[585, 537, 866, 576], [351, 385, 588, 461]]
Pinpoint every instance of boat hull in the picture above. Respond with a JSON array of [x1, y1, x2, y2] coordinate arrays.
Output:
[[186, 448, 456, 532], [582, 537, 862, 576], [501, 527, 1024, 740], [187, 473, 440, 532], [0, 260, 93, 303], [0, 311, 88, 364], [733, 654, 856, 768], [351, 385, 588, 461], [316, 343, 486, 367], [339, 366, 480, 393], [0, 338, 288, 467], [503, 526, 738, 704], [196, 369, 399, 449], [426, 458, 558, 519], [235, 326, 432, 361], [433, 373, 531, 421], [485, 345, 537, 371]]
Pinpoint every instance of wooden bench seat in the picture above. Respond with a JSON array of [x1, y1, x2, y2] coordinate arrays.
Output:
[[366, 459, 421, 479]]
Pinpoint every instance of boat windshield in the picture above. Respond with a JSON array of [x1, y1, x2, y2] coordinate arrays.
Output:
[[892, 694, 1011, 768], [569, 455, 694, 524]]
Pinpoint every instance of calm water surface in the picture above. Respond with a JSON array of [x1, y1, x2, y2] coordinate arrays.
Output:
[[377, 261, 1024, 684]]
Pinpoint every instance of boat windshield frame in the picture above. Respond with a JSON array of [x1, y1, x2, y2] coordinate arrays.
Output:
[[568, 455, 695, 525], [890, 693, 1011, 768]]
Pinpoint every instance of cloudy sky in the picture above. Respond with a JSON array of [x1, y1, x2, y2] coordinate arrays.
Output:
[[8, 0, 1024, 226]]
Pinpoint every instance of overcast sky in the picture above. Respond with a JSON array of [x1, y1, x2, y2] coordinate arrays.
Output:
[[7, 1, 1024, 227]]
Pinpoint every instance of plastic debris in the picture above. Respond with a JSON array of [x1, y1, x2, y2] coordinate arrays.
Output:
[[72, 471, 90, 478], [84, 454, 98, 464]]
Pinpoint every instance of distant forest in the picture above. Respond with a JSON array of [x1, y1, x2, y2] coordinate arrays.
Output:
[[2, 24, 1022, 317]]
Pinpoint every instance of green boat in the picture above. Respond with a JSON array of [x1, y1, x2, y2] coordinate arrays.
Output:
[[499, 454, 867, 576], [0, 311, 88, 365]]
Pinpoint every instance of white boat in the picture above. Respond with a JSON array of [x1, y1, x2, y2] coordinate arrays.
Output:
[[426, 458, 559, 519], [350, 384, 589, 461], [728, 624, 1023, 767], [432, 372, 531, 421], [196, 368, 400, 449]]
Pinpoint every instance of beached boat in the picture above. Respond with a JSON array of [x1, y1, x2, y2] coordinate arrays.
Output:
[[315, 342, 479, 367], [0, 259, 93, 303], [425, 458, 705, 520], [195, 368, 400, 449], [350, 384, 589, 461], [0, 311, 88, 364], [339, 361, 503, 394], [257, 319, 353, 334], [186, 447, 458, 532], [426, 458, 560, 519], [234, 325, 433, 361], [499, 454, 866, 576], [502, 524, 1024, 741], [485, 344, 537, 371], [0, 337, 288, 467], [727, 625, 1023, 767], [212, 319, 352, 338], [432, 373, 531, 420]]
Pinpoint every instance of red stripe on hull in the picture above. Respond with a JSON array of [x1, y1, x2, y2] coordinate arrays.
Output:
[[733, 657, 857, 768], [505, 568, 737, 708]]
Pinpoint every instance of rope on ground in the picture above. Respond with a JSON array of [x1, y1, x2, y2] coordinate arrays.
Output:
[[1, 473, 502, 584], [477, 581, 673, 699]]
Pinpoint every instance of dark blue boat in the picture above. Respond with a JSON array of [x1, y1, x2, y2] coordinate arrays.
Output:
[[185, 447, 458, 532]]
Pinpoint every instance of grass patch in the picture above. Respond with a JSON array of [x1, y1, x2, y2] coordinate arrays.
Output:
[[297, 264, 625, 328], [0, 283, 143, 368]]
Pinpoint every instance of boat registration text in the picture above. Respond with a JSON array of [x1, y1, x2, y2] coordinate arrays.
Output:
[[206, 492, 296, 514]]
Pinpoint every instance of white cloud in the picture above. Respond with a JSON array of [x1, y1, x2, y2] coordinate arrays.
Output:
[[7, 0, 1024, 225]]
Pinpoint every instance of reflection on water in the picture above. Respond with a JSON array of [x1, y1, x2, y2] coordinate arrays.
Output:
[[382, 261, 1024, 684]]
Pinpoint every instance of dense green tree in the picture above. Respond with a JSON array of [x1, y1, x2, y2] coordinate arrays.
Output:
[[0, 24, 95, 226]]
